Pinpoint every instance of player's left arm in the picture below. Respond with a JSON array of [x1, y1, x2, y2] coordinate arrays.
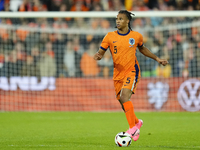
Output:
[[138, 45, 169, 66]]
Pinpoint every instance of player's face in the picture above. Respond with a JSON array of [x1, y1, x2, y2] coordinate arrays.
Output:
[[116, 13, 129, 30]]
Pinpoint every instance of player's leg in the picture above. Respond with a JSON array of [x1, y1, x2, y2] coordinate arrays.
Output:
[[115, 80, 137, 127], [114, 79, 140, 141], [119, 88, 136, 128], [118, 88, 140, 141], [118, 92, 143, 129], [121, 70, 143, 141], [130, 80, 143, 130]]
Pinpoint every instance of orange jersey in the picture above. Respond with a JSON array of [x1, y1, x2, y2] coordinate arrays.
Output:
[[100, 30, 143, 80]]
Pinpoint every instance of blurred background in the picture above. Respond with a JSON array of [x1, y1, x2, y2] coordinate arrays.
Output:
[[0, 0, 200, 112]]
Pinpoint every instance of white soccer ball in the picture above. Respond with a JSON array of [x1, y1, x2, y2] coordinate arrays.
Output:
[[115, 132, 132, 147]]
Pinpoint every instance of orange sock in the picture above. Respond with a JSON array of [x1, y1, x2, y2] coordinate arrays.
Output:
[[135, 117, 139, 124], [123, 101, 137, 128]]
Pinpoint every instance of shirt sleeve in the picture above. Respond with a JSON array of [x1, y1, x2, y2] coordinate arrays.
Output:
[[137, 32, 143, 47], [100, 33, 110, 51]]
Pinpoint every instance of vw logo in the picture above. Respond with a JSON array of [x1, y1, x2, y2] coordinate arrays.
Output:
[[177, 79, 200, 112]]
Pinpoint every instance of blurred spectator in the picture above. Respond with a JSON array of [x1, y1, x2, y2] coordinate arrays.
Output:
[[80, 43, 100, 77], [72, 35, 84, 54], [109, 0, 125, 11], [60, 3, 67, 11], [89, 18, 101, 30], [176, 0, 187, 10], [0, 29, 14, 52], [39, 32, 49, 51], [132, 18, 143, 30], [32, 0, 47, 11], [100, 19, 110, 29], [0, 51, 9, 77], [39, 42, 56, 77], [16, 20, 30, 41], [43, 0, 73, 11], [189, 25, 200, 77], [185, 42, 194, 68], [169, 40, 183, 77], [70, 0, 89, 11], [20, 55, 40, 77], [157, 0, 168, 10], [91, 2, 104, 11], [72, 18, 88, 29], [31, 45, 40, 65], [150, 8, 163, 27], [63, 41, 76, 77], [17, 0, 32, 11], [84, 0, 93, 10], [15, 42, 26, 61], [25, 30, 40, 54], [168, 4, 176, 10], [2, 1, 11, 11], [181, 34, 189, 63], [8, 50, 21, 76], [155, 46, 171, 78], [195, 3, 200, 10], [68, 35, 83, 76], [0, 49, 4, 75], [53, 33, 65, 77], [187, 5, 194, 10], [49, 0, 63, 11], [37, 17, 51, 29], [100, 0, 109, 10], [134, 1, 149, 11]]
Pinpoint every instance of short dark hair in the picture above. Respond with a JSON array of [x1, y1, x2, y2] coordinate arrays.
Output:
[[118, 10, 135, 30]]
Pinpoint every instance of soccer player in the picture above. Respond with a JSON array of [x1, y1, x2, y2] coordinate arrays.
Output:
[[93, 10, 168, 141]]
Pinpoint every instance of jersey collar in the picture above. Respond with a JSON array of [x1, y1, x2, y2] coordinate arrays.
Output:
[[117, 29, 130, 36]]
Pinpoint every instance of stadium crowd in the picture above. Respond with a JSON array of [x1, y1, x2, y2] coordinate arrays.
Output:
[[0, 0, 200, 78]]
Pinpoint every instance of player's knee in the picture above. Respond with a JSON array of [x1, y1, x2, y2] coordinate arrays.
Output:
[[120, 94, 129, 104]]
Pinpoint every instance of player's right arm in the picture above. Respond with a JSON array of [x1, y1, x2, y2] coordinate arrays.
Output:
[[94, 33, 110, 60], [93, 49, 106, 60]]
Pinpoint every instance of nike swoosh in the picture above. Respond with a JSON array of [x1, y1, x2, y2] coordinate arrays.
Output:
[[113, 41, 117, 43], [132, 129, 138, 136]]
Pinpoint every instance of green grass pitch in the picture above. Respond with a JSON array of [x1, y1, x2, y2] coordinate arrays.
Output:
[[0, 112, 200, 150]]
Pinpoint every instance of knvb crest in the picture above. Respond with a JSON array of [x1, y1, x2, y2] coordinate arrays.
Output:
[[129, 38, 135, 47]]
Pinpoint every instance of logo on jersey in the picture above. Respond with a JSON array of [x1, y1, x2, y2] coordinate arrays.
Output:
[[129, 38, 135, 47]]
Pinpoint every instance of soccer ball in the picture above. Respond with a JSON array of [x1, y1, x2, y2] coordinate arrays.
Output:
[[115, 132, 132, 147]]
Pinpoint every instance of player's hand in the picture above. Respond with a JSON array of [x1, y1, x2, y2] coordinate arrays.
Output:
[[94, 52, 103, 60], [156, 57, 169, 66]]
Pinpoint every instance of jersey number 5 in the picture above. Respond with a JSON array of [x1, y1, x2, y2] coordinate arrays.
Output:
[[126, 77, 131, 84], [114, 46, 117, 54]]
